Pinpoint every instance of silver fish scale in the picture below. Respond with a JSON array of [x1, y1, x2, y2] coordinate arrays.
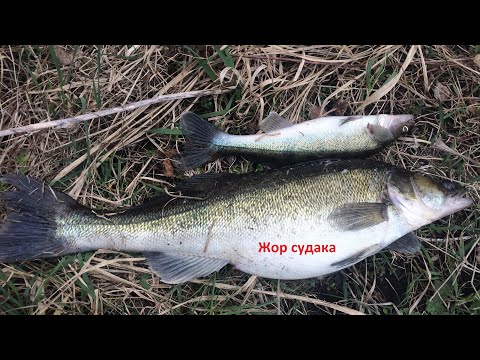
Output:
[[60, 161, 406, 280]]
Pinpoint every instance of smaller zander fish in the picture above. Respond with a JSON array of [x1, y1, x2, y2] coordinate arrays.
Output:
[[179, 111, 415, 169]]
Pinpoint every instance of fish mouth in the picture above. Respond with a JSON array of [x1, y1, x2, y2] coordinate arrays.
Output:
[[416, 176, 474, 213], [442, 181, 474, 209], [449, 190, 474, 210]]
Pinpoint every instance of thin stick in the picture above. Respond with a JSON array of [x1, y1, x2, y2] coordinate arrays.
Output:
[[0, 89, 230, 138], [432, 137, 480, 167], [190, 279, 364, 315], [238, 54, 474, 67]]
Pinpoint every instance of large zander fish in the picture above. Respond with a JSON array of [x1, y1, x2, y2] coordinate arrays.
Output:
[[180, 111, 415, 169], [0, 159, 472, 284]]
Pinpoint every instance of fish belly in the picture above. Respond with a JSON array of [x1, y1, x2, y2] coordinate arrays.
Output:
[[226, 213, 409, 280]]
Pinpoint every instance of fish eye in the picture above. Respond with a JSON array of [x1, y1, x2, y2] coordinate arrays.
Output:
[[442, 181, 456, 192], [401, 125, 410, 134]]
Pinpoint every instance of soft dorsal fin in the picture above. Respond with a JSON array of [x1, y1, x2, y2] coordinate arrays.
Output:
[[122, 173, 233, 210], [385, 232, 421, 254], [259, 112, 294, 132], [145, 252, 229, 284]]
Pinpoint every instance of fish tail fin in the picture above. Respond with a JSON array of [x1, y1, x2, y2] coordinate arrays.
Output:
[[179, 112, 223, 170], [0, 174, 84, 263]]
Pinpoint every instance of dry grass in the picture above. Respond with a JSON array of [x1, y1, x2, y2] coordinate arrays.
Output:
[[0, 45, 479, 315]]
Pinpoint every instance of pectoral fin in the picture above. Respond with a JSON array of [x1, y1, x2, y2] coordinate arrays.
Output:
[[145, 252, 229, 284], [366, 123, 394, 143], [259, 112, 294, 132], [327, 202, 388, 231]]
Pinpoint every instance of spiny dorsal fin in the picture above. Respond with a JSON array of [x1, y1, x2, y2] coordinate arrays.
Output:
[[259, 112, 294, 132], [126, 193, 175, 211], [339, 116, 363, 126], [145, 252, 229, 284], [385, 232, 421, 254], [327, 202, 388, 231], [175, 172, 238, 197]]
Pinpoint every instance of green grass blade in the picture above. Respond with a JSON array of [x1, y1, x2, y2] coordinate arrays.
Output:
[[83, 121, 92, 180], [93, 45, 103, 108], [64, 45, 80, 84], [140, 274, 151, 290], [147, 128, 183, 136], [184, 45, 218, 80], [438, 101, 445, 133], [382, 71, 398, 86], [213, 45, 234, 68], [48, 45, 64, 86], [365, 59, 373, 92]]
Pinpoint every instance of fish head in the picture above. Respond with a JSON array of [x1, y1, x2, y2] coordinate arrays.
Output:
[[388, 170, 473, 228], [378, 114, 415, 138]]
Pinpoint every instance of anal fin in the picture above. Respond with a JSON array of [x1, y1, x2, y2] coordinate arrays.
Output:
[[385, 232, 421, 254], [145, 252, 229, 284], [331, 244, 382, 269]]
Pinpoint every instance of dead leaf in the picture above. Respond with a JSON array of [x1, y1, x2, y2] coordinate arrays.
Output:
[[433, 82, 452, 102], [431, 137, 480, 166], [53, 45, 82, 66], [163, 149, 178, 158], [466, 98, 479, 114], [162, 149, 177, 177], [308, 105, 322, 119], [329, 100, 348, 116], [474, 54, 480, 69], [162, 159, 174, 177]]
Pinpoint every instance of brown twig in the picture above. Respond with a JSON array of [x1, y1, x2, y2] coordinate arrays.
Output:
[[240, 54, 349, 65], [349, 97, 480, 104], [0, 89, 230, 138], [431, 137, 480, 166]]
